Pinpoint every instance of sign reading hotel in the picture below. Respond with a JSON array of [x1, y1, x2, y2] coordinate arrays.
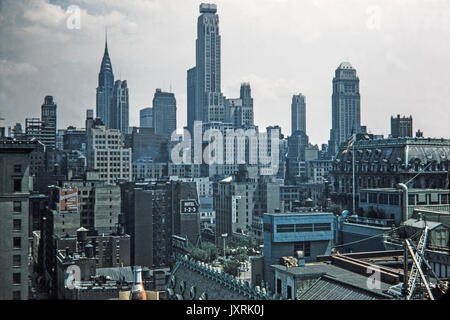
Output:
[[180, 199, 199, 215], [59, 187, 78, 214]]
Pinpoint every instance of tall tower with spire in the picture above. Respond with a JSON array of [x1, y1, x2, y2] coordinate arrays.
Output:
[[96, 33, 115, 128]]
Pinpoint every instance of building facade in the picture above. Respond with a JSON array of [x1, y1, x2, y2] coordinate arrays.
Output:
[[113, 80, 129, 134], [225, 83, 254, 128], [140, 107, 153, 128], [263, 212, 335, 291], [291, 93, 306, 135], [328, 62, 361, 158], [0, 138, 37, 300], [86, 125, 132, 184], [96, 39, 115, 129], [187, 3, 226, 132], [391, 114, 413, 138], [40, 95, 57, 150], [331, 136, 450, 212], [152, 89, 176, 136]]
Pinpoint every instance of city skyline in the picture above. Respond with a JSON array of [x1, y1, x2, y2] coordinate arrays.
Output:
[[1, 0, 450, 147]]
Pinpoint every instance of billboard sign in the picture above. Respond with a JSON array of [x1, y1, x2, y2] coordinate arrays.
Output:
[[60, 187, 78, 214], [180, 199, 199, 215]]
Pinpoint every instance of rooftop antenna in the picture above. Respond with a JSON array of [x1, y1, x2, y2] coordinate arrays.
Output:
[[170, 80, 172, 93]]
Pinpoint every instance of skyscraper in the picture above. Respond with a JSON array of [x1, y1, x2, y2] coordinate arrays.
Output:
[[239, 83, 254, 127], [40, 95, 57, 150], [187, 3, 225, 132], [291, 93, 306, 135], [113, 80, 129, 134], [139, 107, 153, 128], [96, 37, 114, 129], [153, 88, 176, 136], [328, 62, 361, 158], [187, 67, 198, 132], [225, 83, 254, 128], [391, 114, 413, 138]]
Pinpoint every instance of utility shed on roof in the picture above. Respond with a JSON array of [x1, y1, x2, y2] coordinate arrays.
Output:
[[96, 266, 134, 282], [270, 262, 393, 300], [403, 219, 449, 248]]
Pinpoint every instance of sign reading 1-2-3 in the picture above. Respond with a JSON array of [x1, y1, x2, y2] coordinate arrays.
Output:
[[180, 199, 199, 215]]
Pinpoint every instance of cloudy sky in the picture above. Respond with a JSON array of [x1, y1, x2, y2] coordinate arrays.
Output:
[[1, 0, 449, 146]]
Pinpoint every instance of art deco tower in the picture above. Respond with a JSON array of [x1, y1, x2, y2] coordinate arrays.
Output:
[[328, 62, 361, 158], [96, 36, 115, 128], [291, 93, 306, 135], [187, 3, 225, 132]]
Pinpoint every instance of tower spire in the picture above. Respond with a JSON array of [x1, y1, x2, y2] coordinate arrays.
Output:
[[104, 27, 109, 55]]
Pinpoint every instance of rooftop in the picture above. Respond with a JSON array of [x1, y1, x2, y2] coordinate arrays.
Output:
[[338, 61, 354, 69], [200, 3, 217, 14], [271, 261, 393, 299]]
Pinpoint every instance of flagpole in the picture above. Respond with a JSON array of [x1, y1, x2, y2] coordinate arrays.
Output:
[[352, 133, 356, 215]]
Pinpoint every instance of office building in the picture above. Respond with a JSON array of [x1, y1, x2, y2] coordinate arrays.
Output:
[[125, 127, 169, 163], [25, 118, 43, 141], [391, 114, 413, 138], [0, 138, 37, 300], [187, 3, 226, 132], [96, 37, 115, 128], [152, 89, 176, 136], [140, 107, 153, 128], [291, 93, 306, 135], [40, 95, 57, 150], [86, 122, 132, 184], [113, 80, 129, 134], [328, 62, 361, 158], [263, 211, 335, 290], [331, 135, 450, 210], [225, 83, 254, 128]]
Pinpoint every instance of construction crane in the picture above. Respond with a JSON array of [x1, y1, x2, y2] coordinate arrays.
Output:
[[405, 226, 433, 300], [388, 226, 438, 300]]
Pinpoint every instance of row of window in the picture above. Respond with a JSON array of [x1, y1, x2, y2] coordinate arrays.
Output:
[[275, 222, 332, 233]]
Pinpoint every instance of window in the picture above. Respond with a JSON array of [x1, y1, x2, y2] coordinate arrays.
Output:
[[408, 194, 416, 205], [14, 165, 22, 173], [314, 223, 331, 231], [13, 201, 21, 213], [13, 273, 21, 284], [13, 255, 21, 267], [389, 194, 399, 206], [277, 279, 282, 294], [263, 223, 272, 233], [360, 192, 367, 203], [287, 285, 292, 300], [13, 219, 21, 231], [294, 241, 311, 257], [276, 224, 295, 233], [13, 179, 21, 192], [369, 193, 377, 204], [295, 224, 313, 232], [13, 237, 21, 249]]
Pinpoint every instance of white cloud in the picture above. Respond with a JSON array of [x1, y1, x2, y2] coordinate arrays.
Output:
[[0, 59, 38, 75], [0, 0, 449, 143]]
